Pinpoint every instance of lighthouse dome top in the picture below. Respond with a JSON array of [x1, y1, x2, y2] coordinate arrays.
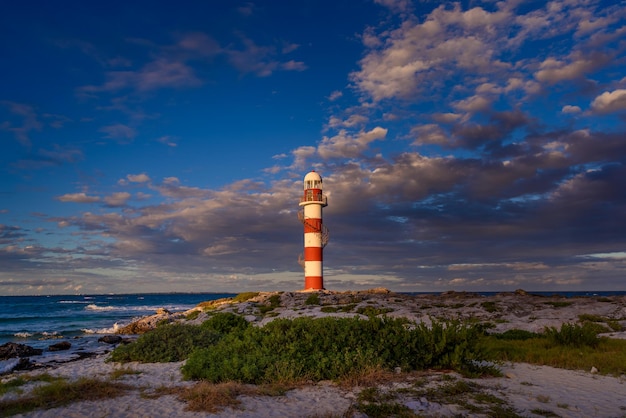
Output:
[[303, 170, 323, 190]]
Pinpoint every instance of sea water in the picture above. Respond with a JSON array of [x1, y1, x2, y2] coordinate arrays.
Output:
[[0, 293, 234, 367]]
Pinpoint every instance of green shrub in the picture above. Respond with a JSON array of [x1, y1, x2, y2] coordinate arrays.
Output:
[[186, 310, 201, 320], [259, 294, 282, 314], [340, 303, 357, 312], [201, 312, 250, 334], [182, 316, 495, 383], [320, 306, 339, 313], [356, 306, 394, 317], [493, 329, 541, 340], [544, 322, 601, 348], [304, 293, 320, 305], [481, 301, 499, 313], [233, 292, 259, 303], [110, 324, 221, 363]]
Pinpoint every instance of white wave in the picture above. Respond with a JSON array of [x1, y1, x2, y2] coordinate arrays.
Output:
[[58, 300, 90, 304], [84, 303, 194, 313], [0, 358, 20, 374], [14, 332, 33, 338], [82, 322, 123, 334], [85, 304, 117, 311]]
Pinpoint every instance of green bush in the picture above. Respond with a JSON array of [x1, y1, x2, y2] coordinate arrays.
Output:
[[304, 293, 320, 305], [201, 312, 250, 334], [182, 316, 494, 383], [110, 313, 250, 363], [259, 294, 282, 314], [110, 324, 221, 363], [493, 329, 541, 340], [233, 292, 259, 303], [544, 322, 601, 348], [480, 301, 499, 313], [356, 306, 394, 317]]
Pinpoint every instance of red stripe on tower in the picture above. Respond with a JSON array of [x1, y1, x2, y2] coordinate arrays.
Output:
[[298, 171, 329, 290]]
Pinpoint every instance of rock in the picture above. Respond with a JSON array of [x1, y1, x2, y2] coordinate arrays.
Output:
[[365, 287, 391, 294], [98, 335, 123, 344], [48, 341, 71, 351], [0, 342, 43, 360], [156, 307, 171, 315], [590, 366, 598, 374]]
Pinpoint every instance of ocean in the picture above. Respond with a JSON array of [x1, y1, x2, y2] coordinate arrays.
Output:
[[0, 293, 234, 368]]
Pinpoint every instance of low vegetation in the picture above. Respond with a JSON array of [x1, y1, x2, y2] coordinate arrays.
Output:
[[0, 377, 132, 417], [482, 323, 626, 376], [304, 293, 320, 305], [181, 316, 496, 383], [232, 292, 259, 303], [110, 313, 497, 385], [110, 312, 248, 363]]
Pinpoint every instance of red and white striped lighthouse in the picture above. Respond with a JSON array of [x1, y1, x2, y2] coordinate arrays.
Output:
[[298, 171, 329, 290]]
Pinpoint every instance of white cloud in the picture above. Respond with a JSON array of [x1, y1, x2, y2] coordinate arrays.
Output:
[[104, 192, 131, 206], [57, 193, 101, 203], [127, 173, 151, 183], [534, 52, 610, 84], [318, 127, 387, 159], [590, 89, 626, 114], [562, 105, 581, 114], [328, 90, 343, 101]]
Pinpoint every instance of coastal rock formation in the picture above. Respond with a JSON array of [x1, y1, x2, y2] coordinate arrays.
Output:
[[113, 289, 626, 338], [48, 341, 72, 351], [116, 308, 184, 335], [98, 335, 123, 344], [0, 342, 43, 360]]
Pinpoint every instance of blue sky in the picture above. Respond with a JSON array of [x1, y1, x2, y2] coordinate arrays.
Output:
[[1, 0, 626, 295]]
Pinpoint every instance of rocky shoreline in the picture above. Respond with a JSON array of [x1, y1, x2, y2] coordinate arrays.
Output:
[[3, 289, 626, 417], [4, 288, 626, 375], [116, 288, 626, 338]]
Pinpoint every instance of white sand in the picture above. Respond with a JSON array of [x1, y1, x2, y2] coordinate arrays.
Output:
[[7, 356, 626, 417], [4, 290, 626, 417]]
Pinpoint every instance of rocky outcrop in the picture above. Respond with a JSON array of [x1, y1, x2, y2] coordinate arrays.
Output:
[[116, 308, 183, 335], [98, 335, 123, 344], [0, 342, 43, 360], [48, 341, 71, 351]]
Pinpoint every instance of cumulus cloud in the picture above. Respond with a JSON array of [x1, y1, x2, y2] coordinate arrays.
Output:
[[534, 52, 611, 84], [318, 127, 387, 160], [562, 105, 581, 114], [57, 193, 101, 203], [128, 173, 151, 183], [590, 89, 626, 114], [104, 192, 132, 206]]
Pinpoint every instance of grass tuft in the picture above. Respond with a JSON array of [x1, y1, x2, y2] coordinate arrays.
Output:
[[0, 377, 132, 417], [178, 381, 254, 413]]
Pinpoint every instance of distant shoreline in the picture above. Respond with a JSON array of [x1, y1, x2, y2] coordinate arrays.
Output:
[[3, 289, 626, 298]]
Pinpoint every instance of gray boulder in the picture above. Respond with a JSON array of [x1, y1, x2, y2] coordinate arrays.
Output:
[[0, 342, 43, 360]]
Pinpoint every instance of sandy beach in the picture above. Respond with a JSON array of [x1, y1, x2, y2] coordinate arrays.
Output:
[[3, 290, 626, 417]]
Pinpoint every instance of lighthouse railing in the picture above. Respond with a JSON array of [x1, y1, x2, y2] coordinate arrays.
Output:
[[299, 194, 327, 205]]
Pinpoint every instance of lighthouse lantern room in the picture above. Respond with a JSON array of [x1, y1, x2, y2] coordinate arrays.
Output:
[[298, 171, 329, 290]]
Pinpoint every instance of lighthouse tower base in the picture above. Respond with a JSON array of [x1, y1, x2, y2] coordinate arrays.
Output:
[[304, 276, 324, 290]]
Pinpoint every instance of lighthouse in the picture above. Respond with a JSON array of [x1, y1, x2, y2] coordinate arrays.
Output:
[[298, 171, 329, 290]]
